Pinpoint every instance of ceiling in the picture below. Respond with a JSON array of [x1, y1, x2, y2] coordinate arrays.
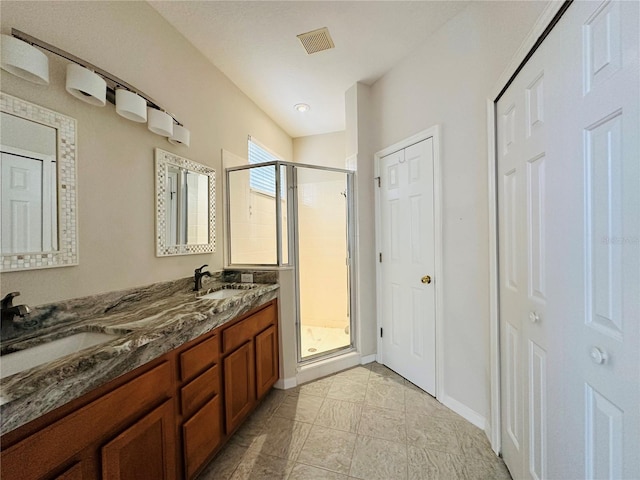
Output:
[[148, 1, 470, 138]]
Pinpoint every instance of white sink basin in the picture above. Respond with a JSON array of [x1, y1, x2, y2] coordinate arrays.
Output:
[[0, 332, 118, 378], [198, 289, 246, 300]]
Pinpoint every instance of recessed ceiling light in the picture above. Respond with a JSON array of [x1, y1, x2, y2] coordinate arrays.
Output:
[[294, 103, 310, 113]]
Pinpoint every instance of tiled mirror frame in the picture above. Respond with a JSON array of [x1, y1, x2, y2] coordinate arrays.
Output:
[[0, 93, 78, 271], [155, 148, 216, 256]]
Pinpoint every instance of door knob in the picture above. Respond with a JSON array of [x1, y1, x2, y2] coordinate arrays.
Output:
[[529, 311, 540, 323], [590, 347, 608, 365], [421, 275, 431, 284]]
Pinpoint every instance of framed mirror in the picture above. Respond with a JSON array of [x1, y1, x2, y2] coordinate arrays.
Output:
[[0, 93, 78, 271], [155, 148, 215, 256]]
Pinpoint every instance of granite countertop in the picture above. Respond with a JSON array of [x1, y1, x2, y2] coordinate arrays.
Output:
[[0, 274, 279, 436]]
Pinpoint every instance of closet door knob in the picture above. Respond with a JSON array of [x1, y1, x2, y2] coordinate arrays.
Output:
[[421, 275, 431, 284], [529, 311, 540, 323]]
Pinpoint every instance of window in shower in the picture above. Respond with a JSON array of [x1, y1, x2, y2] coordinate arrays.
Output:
[[227, 138, 288, 265], [226, 157, 355, 363]]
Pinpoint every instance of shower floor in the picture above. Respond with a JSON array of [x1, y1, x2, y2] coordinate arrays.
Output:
[[300, 324, 351, 358]]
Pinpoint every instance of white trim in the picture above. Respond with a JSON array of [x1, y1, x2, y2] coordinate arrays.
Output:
[[374, 125, 444, 400], [487, 98, 502, 455], [0, 144, 54, 162], [274, 377, 297, 390], [296, 351, 362, 384], [441, 393, 486, 431], [360, 354, 376, 365], [486, 0, 566, 456]]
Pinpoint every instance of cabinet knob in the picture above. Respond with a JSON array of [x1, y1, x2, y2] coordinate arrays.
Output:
[[590, 347, 608, 365], [529, 311, 540, 323]]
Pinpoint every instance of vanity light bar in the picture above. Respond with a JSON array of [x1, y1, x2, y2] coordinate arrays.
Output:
[[10, 29, 184, 127]]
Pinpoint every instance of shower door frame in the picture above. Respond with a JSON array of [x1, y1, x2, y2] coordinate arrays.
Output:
[[292, 164, 356, 365], [226, 160, 292, 267], [225, 161, 357, 365]]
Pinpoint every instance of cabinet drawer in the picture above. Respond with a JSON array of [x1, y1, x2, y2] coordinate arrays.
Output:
[[222, 303, 276, 353], [182, 395, 222, 479], [179, 334, 219, 381], [180, 365, 219, 418]]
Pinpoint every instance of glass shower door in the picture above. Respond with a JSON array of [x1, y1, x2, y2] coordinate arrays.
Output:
[[295, 166, 353, 360]]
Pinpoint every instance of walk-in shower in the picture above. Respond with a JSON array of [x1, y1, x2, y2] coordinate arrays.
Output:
[[226, 161, 355, 363]]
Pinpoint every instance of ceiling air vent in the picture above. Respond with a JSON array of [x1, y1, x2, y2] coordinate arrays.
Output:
[[297, 27, 335, 55]]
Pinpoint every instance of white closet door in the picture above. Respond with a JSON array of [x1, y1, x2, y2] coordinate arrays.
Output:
[[498, 1, 639, 478], [497, 37, 549, 480]]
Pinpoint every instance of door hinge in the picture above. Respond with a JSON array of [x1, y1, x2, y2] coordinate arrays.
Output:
[[380, 327, 383, 338], [375, 176, 381, 187], [379, 252, 382, 263]]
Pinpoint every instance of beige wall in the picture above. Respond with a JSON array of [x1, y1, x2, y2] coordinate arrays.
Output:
[[347, 82, 377, 359], [364, 1, 548, 423], [293, 131, 346, 169], [0, 1, 291, 306]]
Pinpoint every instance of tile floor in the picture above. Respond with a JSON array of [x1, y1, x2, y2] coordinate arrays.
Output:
[[196, 363, 512, 480]]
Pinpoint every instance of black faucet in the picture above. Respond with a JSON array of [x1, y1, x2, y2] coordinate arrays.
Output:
[[1, 291, 32, 330], [194, 265, 212, 292]]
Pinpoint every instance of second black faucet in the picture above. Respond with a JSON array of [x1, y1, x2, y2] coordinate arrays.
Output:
[[193, 264, 212, 291]]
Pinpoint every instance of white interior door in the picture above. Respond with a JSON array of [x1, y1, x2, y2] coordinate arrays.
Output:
[[498, 38, 552, 480], [497, 1, 639, 478], [378, 138, 436, 394], [0, 152, 43, 254]]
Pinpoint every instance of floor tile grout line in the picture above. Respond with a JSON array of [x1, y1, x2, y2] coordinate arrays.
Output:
[[200, 364, 508, 479]]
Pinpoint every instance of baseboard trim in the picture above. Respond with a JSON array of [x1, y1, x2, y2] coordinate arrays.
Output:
[[274, 377, 297, 390], [360, 354, 377, 365], [440, 393, 486, 431]]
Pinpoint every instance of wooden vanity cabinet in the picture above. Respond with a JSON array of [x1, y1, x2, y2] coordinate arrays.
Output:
[[176, 332, 223, 479], [101, 399, 176, 480], [223, 341, 256, 433], [222, 300, 279, 434], [0, 360, 176, 480], [255, 324, 279, 399], [0, 299, 279, 480]]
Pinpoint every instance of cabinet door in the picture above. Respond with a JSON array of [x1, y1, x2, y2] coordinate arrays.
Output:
[[182, 394, 223, 479], [53, 461, 92, 480], [0, 362, 172, 480], [223, 341, 255, 433], [255, 325, 278, 399], [101, 400, 176, 480]]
